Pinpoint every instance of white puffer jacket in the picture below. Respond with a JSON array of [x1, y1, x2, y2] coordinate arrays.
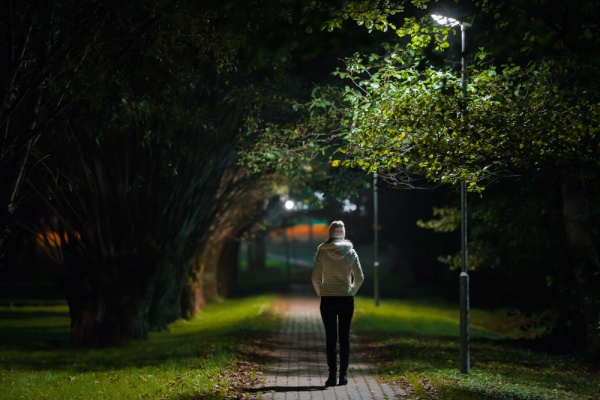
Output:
[[311, 239, 364, 297]]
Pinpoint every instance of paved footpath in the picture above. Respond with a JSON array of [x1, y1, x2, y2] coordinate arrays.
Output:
[[248, 287, 406, 400]]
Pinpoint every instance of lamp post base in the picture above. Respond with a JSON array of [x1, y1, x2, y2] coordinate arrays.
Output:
[[460, 271, 470, 375]]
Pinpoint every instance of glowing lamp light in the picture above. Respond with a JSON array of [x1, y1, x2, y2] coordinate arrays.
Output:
[[431, 14, 460, 27], [431, 14, 472, 28]]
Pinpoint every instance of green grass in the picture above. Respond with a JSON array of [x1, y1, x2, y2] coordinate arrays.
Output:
[[353, 297, 599, 400], [0, 295, 279, 400]]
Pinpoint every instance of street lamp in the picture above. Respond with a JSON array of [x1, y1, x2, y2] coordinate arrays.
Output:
[[432, 12, 471, 375], [284, 200, 294, 210]]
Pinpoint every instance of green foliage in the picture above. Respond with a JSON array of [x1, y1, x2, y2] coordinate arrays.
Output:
[[238, 80, 373, 203], [269, 1, 599, 195], [477, 0, 600, 60], [0, 295, 278, 399], [323, 45, 600, 191], [311, 0, 449, 51], [416, 206, 459, 233], [315, 0, 407, 33]]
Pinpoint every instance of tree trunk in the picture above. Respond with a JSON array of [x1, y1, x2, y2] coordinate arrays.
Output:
[[64, 258, 147, 347], [145, 262, 187, 332], [181, 253, 207, 320], [217, 238, 240, 298], [248, 232, 266, 273], [203, 240, 225, 302], [560, 172, 600, 360]]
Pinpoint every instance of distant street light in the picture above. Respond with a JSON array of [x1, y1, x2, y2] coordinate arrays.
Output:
[[432, 12, 471, 376], [284, 200, 294, 210]]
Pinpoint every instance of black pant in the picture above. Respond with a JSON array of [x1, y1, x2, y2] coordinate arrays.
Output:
[[320, 296, 354, 372]]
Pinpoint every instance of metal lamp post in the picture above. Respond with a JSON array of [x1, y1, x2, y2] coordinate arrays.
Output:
[[432, 13, 471, 375], [373, 171, 380, 307]]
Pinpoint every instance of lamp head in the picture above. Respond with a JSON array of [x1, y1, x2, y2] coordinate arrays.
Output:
[[431, 14, 460, 27], [431, 13, 473, 28]]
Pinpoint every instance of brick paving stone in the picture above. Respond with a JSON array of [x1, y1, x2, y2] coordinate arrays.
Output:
[[248, 289, 406, 400]]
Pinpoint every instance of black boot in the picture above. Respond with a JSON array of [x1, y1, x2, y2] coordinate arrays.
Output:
[[325, 371, 336, 387], [339, 371, 348, 386]]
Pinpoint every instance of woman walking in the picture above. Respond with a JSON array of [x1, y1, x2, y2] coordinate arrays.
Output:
[[311, 220, 364, 387]]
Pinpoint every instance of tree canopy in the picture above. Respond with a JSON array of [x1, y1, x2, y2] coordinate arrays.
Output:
[[240, 0, 600, 358]]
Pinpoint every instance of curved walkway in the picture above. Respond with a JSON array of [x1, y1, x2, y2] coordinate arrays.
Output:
[[248, 285, 406, 399]]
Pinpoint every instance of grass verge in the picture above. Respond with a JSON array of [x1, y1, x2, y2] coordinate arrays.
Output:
[[0, 295, 280, 400], [353, 297, 599, 400]]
